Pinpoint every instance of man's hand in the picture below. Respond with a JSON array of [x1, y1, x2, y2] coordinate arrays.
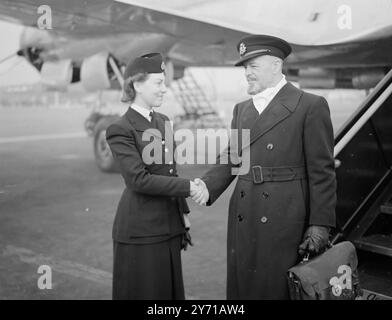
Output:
[[191, 178, 209, 205], [298, 225, 330, 257], [190, 180, 203, 198]]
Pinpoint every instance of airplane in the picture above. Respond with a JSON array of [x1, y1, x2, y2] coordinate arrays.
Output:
[[1, 0, 391, 88], [0, 0, 391, 299], [0, 0, 391, 171]]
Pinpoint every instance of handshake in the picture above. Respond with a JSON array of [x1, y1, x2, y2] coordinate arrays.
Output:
[[190, 178, 209, 206]]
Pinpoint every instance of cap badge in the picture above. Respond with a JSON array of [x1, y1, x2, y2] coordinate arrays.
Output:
[[239, 42, 246, 56], [161, 61, 165, 71]]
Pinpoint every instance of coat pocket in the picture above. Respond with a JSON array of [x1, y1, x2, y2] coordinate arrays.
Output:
[[132, 195, 170, 235], [115, 191, 170, 238]]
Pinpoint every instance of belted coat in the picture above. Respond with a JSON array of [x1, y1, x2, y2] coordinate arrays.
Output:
[[202, 82, 337, 299], [106, 107, 191, 299]]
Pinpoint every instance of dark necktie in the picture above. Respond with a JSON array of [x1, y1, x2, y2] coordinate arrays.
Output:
[[149, 111, 157, 126], [149, 111, 164, 136]]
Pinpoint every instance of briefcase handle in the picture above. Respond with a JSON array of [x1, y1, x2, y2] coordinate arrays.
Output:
[[301, 241, 333, 263], [302, 252, 310, 263]]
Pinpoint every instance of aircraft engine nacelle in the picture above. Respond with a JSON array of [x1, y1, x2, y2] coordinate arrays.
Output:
[[294, 68, 386, 89], [39, 52, 179, 92], [80, 52, 115, 92], [80, 53, 176, 91], [40, 59, 74, 89]]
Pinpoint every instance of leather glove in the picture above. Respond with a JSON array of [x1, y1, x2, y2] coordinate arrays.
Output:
[[298, 225, 330, 257], [181, 230, 194, 251]]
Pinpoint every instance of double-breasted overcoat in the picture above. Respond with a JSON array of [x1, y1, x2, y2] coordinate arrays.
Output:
[[203, 82, 337, 299]]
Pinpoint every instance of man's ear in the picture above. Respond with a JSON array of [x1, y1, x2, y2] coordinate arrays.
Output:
[[273, 58, 283, 74]]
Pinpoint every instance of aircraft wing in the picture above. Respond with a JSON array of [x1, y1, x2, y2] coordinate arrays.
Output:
[[0, 0, 391, 89], [0, 0, 245, 67]]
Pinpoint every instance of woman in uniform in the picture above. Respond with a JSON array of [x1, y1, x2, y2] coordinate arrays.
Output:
[[106, 53, 201, 300]]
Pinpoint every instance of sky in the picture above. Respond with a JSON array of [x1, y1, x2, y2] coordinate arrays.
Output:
[[0, 20, 40, 87]]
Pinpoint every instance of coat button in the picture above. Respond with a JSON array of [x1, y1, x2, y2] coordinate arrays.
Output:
[[262, 192, 269, 199], [168, 161, 173, 165], [240, 190, 245, 198], [260, 216, 268, 223], [165, 148, 169, 153], [266, 143, 274, 150], [237, 214, 244, 222], [169, 168, 174, 174], [162, 140, 165, 145]]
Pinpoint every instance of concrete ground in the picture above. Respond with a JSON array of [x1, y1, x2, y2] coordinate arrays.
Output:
[[0, 95, 359, 299], [0, 106, 234, 299]]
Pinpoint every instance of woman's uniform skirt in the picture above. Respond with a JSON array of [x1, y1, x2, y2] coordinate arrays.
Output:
[[112, 235, 185, 300]]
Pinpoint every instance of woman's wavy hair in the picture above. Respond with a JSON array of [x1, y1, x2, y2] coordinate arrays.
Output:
[[121, 72, 149, 103]]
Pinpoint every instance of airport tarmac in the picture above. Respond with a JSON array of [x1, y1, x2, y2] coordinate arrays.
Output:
[[0, 93, 362, 299], [0, 106, 233, 299]]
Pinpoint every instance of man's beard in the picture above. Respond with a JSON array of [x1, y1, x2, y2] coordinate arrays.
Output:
[[247, 82, 262, 95]]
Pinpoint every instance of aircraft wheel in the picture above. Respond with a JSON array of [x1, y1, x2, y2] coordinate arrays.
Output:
[[93, 116, 120, 173]]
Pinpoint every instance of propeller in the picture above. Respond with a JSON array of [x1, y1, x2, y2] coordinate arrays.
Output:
[[0, 51, 25, 76], [0, 51, 19, 65]]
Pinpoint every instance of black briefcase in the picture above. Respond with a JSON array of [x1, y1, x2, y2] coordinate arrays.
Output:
[[287, 241, 362, 300]]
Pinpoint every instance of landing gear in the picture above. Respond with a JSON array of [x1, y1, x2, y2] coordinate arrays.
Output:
[[93, 116, 120, 173]]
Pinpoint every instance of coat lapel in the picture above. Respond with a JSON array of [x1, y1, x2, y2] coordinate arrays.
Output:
[[241, 100, 260, 130], [242, 82, 303, 150], [125, 107, 163, 141]]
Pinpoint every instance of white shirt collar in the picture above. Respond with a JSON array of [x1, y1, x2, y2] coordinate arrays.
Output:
[[252, 75, 287, 114], [131, 104, 153, 122]]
